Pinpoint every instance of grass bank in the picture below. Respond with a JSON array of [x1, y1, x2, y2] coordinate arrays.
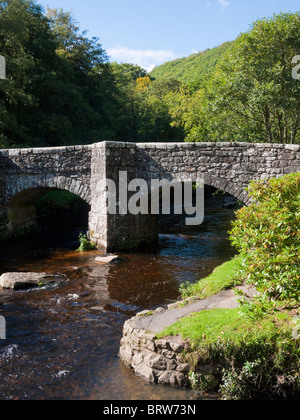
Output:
[[180, 255, 243, 300], [159, 257, 300, 400]]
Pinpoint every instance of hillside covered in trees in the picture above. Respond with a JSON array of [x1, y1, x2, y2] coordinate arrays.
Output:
[[0, 0, 299, 148], [150, 41, 233, 85]]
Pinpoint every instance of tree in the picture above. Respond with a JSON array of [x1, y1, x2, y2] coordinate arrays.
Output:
[[0, 0, 118, 148], [133, 78, 184, 142], [46, 8, 108, 75], [109, 63, 181, 142], [168, 12, 300, 144], [111, 62, 148, 85], [46, 8, 118, 143], [206, 12, 300, 144], [165, 85, 210, 142], [0, 0, 61, 147]]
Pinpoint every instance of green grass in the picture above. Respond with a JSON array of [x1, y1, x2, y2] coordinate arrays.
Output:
[[159, 308, 293, 348], [36, 191, 77, 209], [158, 254, 300, 398], [180, 255, 244, 300], [159, 308, 299, 398]]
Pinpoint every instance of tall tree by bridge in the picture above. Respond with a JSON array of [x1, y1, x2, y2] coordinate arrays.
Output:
[[0, 0, 118, 148]]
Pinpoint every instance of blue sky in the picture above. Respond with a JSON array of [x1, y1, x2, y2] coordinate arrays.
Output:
[[38, 0, 300, 71]]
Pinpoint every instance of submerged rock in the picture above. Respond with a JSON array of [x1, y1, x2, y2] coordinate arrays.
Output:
[[0, 272, 67, 291]]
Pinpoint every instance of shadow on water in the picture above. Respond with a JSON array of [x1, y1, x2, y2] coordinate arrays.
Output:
[[0, 192, 239, 400]]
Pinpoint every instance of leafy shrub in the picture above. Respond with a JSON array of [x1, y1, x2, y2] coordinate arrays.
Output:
[[230, 173, 300, 316], [220, 360, 300, 400], [77, 233, 97, 252], [220, 360, 264, 400]]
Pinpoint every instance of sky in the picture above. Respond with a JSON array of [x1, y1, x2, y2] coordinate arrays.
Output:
[[38, 0, 300, 72]]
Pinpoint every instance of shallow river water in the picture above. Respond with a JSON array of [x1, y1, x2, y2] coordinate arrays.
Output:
[[0, 197, 236, 400]]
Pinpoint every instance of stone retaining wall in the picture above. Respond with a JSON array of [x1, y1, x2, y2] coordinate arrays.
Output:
[[119, 315, 191, 388]]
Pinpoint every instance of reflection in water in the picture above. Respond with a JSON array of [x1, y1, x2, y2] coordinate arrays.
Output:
[[0, 196, 237, 400]]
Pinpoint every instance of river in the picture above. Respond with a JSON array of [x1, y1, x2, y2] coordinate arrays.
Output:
[[0, 195, 237, 400]]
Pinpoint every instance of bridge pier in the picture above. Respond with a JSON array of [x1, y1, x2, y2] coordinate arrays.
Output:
[[88, 142, 158, 252]]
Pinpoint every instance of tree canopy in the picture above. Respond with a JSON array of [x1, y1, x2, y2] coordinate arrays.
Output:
[[0, 2, 299, 148], [0, 0, 118, 147], [167, 12, 300, 144]]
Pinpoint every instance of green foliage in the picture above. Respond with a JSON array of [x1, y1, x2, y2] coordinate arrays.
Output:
[[150, 42, 233, 85], [220, 359, 300, 400], [166, 12, 300, 144], [35, 190, 89, 214], [111, 63, 184, 142], [189, 371, 219, 393], [0, 0, 118, 148], [1, 4, 299, 147], [77, 233, 97, 252], [230, 173, 300, 316], [111, 62, 148, 84], [207, 12, 300, 144], [165, 85, 212, 142]]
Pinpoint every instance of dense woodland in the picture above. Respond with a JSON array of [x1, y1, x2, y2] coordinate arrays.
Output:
[[150, 41, 233, 84], [0, 0, 300, 148]]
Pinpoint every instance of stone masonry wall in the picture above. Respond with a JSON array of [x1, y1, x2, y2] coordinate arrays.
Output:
[[0, 145, 92, 239], [0, 141, 299, 248], [90, 141, 300, 250], [0, 145, 92, 203], [135, 142, 300, 206], [89, 142, 158, 251], [88, 142, 107, 249], [120, 314, 191, 388]]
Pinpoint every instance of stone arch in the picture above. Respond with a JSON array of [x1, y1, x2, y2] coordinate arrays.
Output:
[[158, 172, 249, 206], [4, 174, 91, 205], [2, 182, 91, 241], [198, 174, 249, 205]]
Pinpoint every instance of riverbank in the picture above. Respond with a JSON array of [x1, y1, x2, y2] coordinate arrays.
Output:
[[119, 256, 300, 400]]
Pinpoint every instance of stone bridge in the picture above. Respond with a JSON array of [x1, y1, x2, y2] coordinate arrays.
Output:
[[0, 141, 299, 251]]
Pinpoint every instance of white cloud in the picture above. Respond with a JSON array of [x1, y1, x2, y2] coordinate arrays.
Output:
[[217, 0, 230, 10], [107, 46, 178, 72]]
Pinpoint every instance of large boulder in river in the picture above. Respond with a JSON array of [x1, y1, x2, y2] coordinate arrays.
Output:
[[0, 272, 67, 291]]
